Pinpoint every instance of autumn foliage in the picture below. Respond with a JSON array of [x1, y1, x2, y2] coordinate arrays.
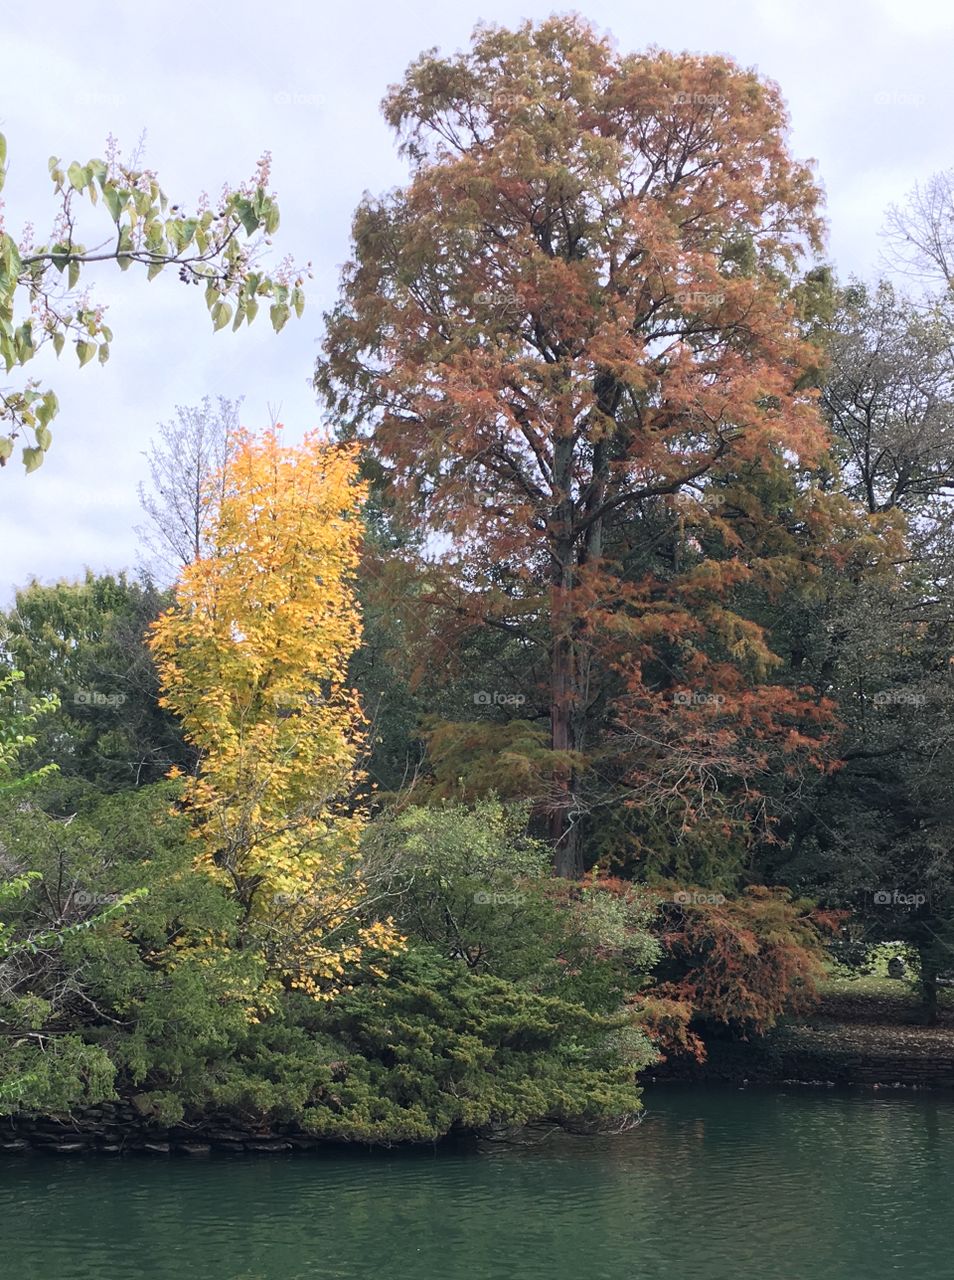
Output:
[[318, 16, 838, 873], [149, 428, 402, 1001], [10, 15, 954, 1149], [650, 883, 839, 1040]]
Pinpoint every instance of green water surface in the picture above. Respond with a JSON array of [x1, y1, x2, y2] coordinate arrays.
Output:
[[1, 1085, 951, 1279]]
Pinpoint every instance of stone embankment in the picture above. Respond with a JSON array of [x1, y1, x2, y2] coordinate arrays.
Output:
[[0, 1099, 323, 1155]]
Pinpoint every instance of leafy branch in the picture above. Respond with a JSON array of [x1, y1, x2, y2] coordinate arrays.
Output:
[[0, 133, 306, 472]]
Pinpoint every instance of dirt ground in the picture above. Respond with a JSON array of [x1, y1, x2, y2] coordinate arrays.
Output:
[[795, 979, 954, 1060]]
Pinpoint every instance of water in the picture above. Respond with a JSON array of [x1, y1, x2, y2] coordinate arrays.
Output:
[[1, 1085, 952, 1279]]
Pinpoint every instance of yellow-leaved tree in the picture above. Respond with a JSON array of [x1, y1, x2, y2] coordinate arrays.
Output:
[[149, 427, 402, 1002]]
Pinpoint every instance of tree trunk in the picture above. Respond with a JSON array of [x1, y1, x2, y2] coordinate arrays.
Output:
[[917, 938, 940, 1026], [542, 581, 581, 880], [550, 618, 582, 877], [549, 434, 582, 878]]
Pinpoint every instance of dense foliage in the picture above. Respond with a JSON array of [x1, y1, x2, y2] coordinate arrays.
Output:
[[3, 17, 954, 1148], [317, 16, 835, 875]]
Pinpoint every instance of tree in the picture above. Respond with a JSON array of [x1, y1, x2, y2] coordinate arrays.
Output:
[[649, 883, 836, 1039], [1, 572, 192, 791], [148, 428, 402, 1003], [764, 278, 954, 1022], [0, 668, 57, 798], [318, 17, 833, 874], [0, 781, 652, 1134], [884, 170, 954, 290], [0, 132, 304, 471], [310, 945, 648, 1142], [136, 396, 241, 577], [822, 281, 954, 544], [0, 676, 147, 1113], [0, 779, 244, 1118]]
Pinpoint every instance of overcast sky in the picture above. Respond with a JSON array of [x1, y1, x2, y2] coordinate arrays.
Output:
[[1, 0, 952, 599]]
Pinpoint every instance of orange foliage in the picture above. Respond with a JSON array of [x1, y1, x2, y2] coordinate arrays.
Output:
[[318, 18, 840, 870], [650, 883, 838, 1038]]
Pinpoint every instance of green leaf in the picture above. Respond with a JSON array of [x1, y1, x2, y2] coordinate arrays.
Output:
[[68, 259, 81, 290], [0, 437, 12, 462], [51, 243, 71, 272], [234, 197, 260, 236], [270, 302, 290, 333], [98, 343, 109, 365], [15, 322, 35, 362], [117, 225, 133, 271], [36, 391, 58, 428], [67, 162, 86, 193], [147, 261, 163, 282], [35, 426, 52, 451], [103, 185, 124, 223], [22, 447, 43, 474], [211, 301, 232, 331], [52, 332, 65, 357], [76, 340, 95, 367]]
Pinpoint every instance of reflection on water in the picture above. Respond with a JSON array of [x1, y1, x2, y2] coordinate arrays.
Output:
[[1, 1085, 952, 1279]]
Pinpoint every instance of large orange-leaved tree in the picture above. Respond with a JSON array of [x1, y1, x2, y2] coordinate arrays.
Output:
[[317, 17, 837, 874]]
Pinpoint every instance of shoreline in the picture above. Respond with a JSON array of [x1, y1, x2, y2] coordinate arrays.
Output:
[[10, 989, 954, 1156], [650, 990, 954, 1091]]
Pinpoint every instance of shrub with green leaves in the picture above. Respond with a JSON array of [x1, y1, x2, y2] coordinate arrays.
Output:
[[360, 800, 659, 1009], [0, 790, 656, 1139]]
